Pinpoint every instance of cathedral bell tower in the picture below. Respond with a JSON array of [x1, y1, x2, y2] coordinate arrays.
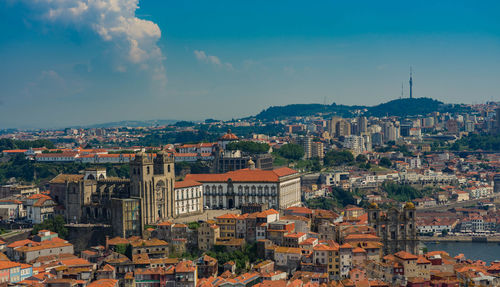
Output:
[[130, 151, 175, 227], [153, 151, 175, 219]]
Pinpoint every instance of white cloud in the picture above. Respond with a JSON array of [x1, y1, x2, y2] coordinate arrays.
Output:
[[194, 50, 232, 70], [22, 0, 166, 84]]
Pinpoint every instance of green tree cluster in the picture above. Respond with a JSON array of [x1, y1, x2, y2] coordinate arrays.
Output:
[[205, 243, 258, 273], [305, 187, 355, 209], [0, 139, 55, 152], [382, 182, 432, 202], [379, 157, 392, 168], [277, 144, 304, 161], [451, 134, 500, 151], [32, 215, 68, 239], [226, 141, 269, 154], [188, 222, 200, 230], [355, 154, 368, 163], [0, 155, 129, 185], [324, 150, 354, 166]]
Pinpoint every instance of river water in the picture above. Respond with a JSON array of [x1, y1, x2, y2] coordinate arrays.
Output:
[[425, 242, 500, 263]]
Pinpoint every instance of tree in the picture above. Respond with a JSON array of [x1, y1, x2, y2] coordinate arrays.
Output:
[[356, 154, 368, 163], [277, 144, 304, 161], [379, 157, 392, 168], [382, 182, 433, 202], [32, 215, 68, 239], [115, 244, 127, 255], [188, 222, 200, 230], [226, 141, 269, 154], [324, 150, 354, 166]]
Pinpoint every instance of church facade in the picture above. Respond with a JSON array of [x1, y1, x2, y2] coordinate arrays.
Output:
[[367, 203, 418, 255], [49, 151, 176, 237]]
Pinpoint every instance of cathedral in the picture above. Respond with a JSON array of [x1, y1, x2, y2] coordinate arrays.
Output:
[[49, 151, 175, 237], [367, 202, 419, 255]]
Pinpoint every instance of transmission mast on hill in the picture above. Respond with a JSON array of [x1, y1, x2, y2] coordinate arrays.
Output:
[[409, 66, 413, 99]]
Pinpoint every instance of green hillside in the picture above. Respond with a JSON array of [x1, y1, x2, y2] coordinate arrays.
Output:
[[253, 98, 467, 120]]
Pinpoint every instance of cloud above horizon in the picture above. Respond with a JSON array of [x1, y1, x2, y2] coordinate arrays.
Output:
[[22, 0, 166, 84], [194, 50, 233, 70]]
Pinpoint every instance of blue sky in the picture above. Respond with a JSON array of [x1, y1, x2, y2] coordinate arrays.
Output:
[[0, 0, 499, 128]]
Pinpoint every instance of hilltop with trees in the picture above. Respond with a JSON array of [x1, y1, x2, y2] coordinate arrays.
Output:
[[253, 98, 468, 120]]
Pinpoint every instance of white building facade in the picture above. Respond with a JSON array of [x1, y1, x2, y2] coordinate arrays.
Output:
[[186, 167, 301, 210], [174, 181, 203, 217]]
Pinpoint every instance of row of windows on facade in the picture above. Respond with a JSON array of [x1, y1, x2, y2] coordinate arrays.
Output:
[[176, 189, 201, 200], [206, 197, 276, 203], [204, 185, 276, 194]]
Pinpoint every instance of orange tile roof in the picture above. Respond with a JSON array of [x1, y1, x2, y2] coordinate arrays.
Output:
[[284, 232, 306, 239], [0, 260, 20, 270], [275, 247, 302, 254], [313, 244, 335, 251], [352, 247, 366, 253], [87, 279, 119, 287], [417, 256, 431, 264], [59, 258, 92, 267], [340, 243, 353, 249], [175, 180, 202, 189], [394, 251, 418, 260], [185, 167, 297, 183], [7, 239, 37, 248], [175, 260, 196, 273], [257, 209, 279, 217], [16, 241, 73, 253], [107, 237, 129, 245], [101, 264, 115, 272], [216, 213, 240, 220], [157, 221, 173, 226]]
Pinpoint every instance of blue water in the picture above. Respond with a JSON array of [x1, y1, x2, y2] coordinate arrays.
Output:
[[425, 242, 500, 263]]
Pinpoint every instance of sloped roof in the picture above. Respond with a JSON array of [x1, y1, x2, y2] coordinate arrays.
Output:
[[185, 167, 298, 183]]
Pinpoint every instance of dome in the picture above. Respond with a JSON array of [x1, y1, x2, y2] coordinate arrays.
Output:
[[368, 202, 379, 209], [404, 202, 415, 209], [219, 129, 239, 141]]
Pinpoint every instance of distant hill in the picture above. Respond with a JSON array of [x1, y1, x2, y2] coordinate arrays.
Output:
[[367, 98, 445, 117], [73, 119, 178, 129], [254, 98, 467, 120], [256, 103, 363, 120]]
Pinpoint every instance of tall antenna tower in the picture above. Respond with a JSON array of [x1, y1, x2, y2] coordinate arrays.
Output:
[[401, 82, 404, 99], [409, 66, 413, 99]]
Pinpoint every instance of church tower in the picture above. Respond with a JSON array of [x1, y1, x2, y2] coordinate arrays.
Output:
[[153, 150, 175, 219], [130, 151, 175, 228]]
